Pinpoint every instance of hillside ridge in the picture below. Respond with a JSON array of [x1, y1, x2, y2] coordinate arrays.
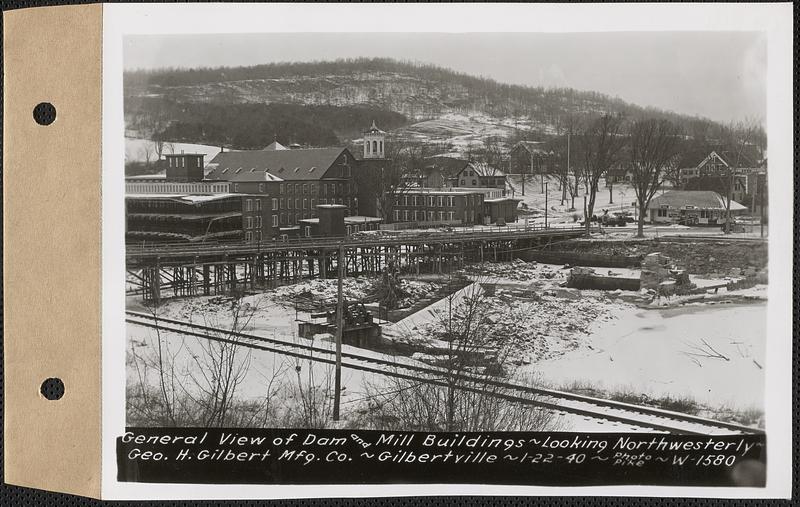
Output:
[[124, 57, 723, 150]]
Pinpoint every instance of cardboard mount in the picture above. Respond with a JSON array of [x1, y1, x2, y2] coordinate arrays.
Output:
[[3, 4, 103, 499]]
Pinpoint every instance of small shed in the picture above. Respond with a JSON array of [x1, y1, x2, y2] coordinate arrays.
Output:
[[483, 197, 521, 225], [298, 302, 382, 349]]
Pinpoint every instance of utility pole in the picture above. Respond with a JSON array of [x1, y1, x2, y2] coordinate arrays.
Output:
[[540, 155, 544, 194], [523, 150, 530, 196], [567, 133, 575, 210], [333, 243, 344, 421], [544, 181, 549, 228], [759, 174, 765, 238]]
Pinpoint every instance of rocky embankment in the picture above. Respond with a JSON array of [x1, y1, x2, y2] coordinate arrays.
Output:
[[552, 238, 767, 277]]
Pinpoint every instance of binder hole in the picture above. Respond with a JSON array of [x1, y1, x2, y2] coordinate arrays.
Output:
[[40, 378, 64, 400], [33, 102, 56, 125]]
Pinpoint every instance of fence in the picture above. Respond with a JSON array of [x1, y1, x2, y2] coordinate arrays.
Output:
[[380, 220, 462, 231]]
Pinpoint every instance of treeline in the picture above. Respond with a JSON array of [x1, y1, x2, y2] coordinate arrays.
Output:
[[127, 97, 407, 149], [124, 57, 723, 133]]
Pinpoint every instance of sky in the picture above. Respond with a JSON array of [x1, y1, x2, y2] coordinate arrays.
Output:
[[124, 32, 766, 124]]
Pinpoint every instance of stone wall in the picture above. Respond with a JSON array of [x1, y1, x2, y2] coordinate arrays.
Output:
[[551, 239, 767, 276], [518, 250, 642, 268]]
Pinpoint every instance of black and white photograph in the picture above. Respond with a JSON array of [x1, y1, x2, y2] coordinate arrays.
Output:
[[102, 2, 792, 498]]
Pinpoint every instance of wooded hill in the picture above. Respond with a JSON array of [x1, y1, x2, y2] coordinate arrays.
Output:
[[125, 57, 726, 149]]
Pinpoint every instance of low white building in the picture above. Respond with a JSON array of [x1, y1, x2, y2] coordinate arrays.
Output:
[[647, 190, 747, 226]]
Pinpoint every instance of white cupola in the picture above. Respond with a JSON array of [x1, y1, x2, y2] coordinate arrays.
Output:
[[363, 120, 385, 159]]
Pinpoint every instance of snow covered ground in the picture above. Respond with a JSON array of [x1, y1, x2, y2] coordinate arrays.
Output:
[[530, 302, 766, 410], [126, 255, 767, 428], [387, 260, 766, 415], [506, 175, 767, 238], [126, 322, 382, 425], [506, 174, 642, 223], [127, 276, 442, 340], [396, 112, 549, 151]]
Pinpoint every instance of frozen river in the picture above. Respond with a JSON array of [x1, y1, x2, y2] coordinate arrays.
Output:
[[529, 302, 767, 411]]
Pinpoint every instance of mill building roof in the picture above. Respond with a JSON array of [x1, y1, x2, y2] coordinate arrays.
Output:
[[206, 147, 351, 182]]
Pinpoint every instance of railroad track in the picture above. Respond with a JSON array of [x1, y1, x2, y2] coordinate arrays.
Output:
[[126, 311, 763, 436]]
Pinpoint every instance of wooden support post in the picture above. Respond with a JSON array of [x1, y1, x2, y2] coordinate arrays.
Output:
[[151, 264, 161, 305], [333, 244, 344, 422], [229, 263, 237, 292]]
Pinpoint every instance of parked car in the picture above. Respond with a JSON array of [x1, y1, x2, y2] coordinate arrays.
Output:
[[600, 212, 630, 227], [719, 219, 746, 233]]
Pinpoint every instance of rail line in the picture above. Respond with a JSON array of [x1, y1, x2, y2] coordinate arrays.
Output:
[[126, 311, 763, 436]]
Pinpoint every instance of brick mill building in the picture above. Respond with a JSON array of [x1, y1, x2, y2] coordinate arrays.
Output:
[[205, 145, 368, 240], [389, 188, 486, 226], [125, 121, 524, 243]]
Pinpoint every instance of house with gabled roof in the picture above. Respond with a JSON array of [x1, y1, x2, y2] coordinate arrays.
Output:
[[453, 161, 507, 189], [678, 148, 765, 205], [509, 141, 552, 174]]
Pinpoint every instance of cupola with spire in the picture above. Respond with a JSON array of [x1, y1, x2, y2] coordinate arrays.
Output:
[[363, 120, 385, 159]]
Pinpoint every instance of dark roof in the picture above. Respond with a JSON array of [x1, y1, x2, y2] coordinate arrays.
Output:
[[512, 141, 550, 156], [206, 147, 349, 182], [458, 161, 506, 177], [423, 155, 469, 176], [679, 148, 761, 169], [648, 190, 746, 210]]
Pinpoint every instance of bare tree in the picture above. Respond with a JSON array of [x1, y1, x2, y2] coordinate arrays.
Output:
[[126, 303, 184, 426], [370, 139, 424, 223], [720, 119, 761, 234], [183, 298, 260, 427], [628, 118, 682, 237], [126, 295, 288, 428], [577, 114, 627, 235], [482, 136, 506, 173], [554, 115, 581, 209], [138, 143, 155, 169], [153, 131, 174, 162], [356, 282, 562, 432], [282, 338, 337, 428]]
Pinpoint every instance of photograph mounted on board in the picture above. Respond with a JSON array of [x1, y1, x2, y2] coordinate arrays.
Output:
[[118, 29, 772, 489]]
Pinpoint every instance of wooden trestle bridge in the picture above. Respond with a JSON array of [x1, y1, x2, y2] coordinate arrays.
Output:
[[126, 225, 588, 303]]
